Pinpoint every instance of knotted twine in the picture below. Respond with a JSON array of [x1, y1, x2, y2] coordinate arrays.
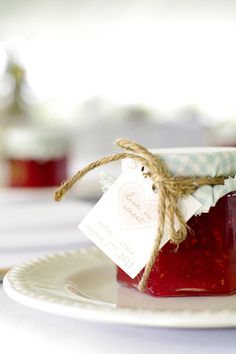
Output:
[[55, 138, 226, 292]]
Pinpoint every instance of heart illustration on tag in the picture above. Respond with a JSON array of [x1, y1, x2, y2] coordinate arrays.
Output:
[[119, 183, 157, 230]]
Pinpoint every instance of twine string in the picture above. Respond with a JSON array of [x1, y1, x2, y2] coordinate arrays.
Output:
[[55, 138, 226, 292]]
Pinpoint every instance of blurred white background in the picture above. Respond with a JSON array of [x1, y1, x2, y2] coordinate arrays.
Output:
[[1, 0, 236, 125]]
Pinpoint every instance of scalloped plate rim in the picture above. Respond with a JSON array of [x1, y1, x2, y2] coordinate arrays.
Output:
[[4, 246, 236, 328]]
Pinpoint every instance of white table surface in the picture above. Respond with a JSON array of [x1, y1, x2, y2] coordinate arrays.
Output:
[[2, 192, 236, 354]]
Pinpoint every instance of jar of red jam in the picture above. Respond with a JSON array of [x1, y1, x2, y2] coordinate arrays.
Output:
[[3, 125, 69, 188], [116, 147, 236, 297]]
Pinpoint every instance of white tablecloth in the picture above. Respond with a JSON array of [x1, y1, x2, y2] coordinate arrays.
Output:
[[0, 191, 92, 269]]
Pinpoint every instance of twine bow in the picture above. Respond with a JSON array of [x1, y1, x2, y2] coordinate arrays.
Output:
[[55, 138, 226, 292]]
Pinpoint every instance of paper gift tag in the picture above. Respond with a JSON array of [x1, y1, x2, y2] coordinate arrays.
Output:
[[79, 161, 201, 279]]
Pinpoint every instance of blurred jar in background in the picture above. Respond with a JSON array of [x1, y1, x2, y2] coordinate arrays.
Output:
[[3, 125, 69, 188]]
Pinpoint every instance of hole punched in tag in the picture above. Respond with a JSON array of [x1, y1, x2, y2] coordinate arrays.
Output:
[[141, 166, 150, 178], [141, 166, 157, 192]]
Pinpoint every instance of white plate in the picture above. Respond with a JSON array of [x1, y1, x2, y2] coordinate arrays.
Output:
[[4, 246, 236, 328]]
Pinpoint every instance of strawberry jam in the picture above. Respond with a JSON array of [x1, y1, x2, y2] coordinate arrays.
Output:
[[117, 190, 236, 296]]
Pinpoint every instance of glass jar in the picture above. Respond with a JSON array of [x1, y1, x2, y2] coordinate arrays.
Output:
[[117, 190, 236, 296], [116, 148, 236, 297], [3, 125, 69, 188]]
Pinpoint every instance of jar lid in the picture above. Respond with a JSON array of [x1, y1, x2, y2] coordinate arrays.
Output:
[[101, 147, 236, 215], [127, 147, 236, 215], [3, 125, 70, 159], [151, 146, 236, 178]]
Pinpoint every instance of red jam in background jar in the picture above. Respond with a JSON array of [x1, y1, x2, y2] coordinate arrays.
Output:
[[117, 190, 236, 297], [3, 125, 69, 188], [8, 156, 67, 188]]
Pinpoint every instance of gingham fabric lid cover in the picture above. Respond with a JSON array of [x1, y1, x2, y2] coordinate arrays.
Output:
[[101, 146, 236, 215]]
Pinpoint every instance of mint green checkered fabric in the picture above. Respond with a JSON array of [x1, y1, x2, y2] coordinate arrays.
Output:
[[101, 147, 236, 215], [152, 147, 236, 214]]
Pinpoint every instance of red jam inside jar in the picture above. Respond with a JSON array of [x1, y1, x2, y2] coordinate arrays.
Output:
[[4, 126, 69, 188], [117, 190, 236, 296]]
